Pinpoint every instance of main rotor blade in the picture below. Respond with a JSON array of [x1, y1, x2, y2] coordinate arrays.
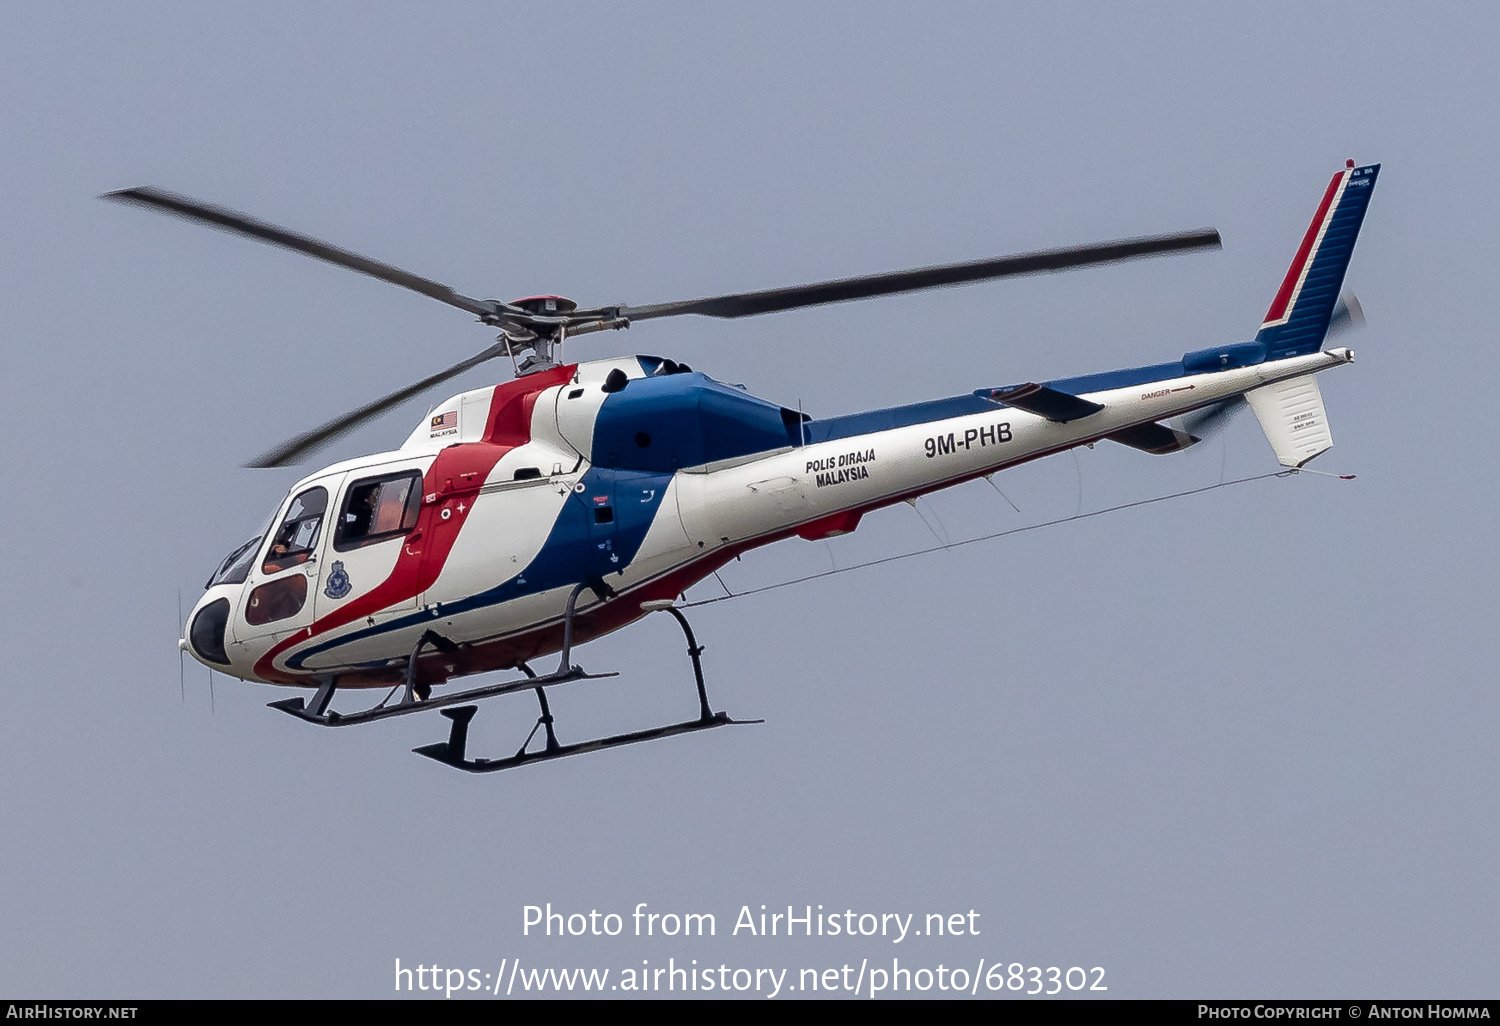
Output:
[[619, 229, 1222, 322], [102, 187, 497, 319], [246, 341, 509, 468]]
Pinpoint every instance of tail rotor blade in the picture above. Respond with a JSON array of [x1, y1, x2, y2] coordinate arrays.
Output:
[[1180, 397, 1247, 438], [1327, 292, 1365, 338]]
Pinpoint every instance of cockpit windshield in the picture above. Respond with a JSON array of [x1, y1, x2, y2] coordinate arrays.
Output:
[[205, 535, 263, 589], [204, 510, 276, 589]]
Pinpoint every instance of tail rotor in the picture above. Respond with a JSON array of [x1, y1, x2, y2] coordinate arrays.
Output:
[[1326, 292, 1364, 339], [1179, 292, 1365, 443]]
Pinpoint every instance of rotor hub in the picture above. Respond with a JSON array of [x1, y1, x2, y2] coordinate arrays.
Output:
[[509, 295, 578, 316]]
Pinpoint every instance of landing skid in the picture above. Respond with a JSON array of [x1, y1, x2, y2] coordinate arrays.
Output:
[[268, 586, 762, 769], [413, 707, 758, 773]]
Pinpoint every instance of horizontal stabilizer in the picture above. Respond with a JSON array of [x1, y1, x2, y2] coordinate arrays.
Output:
[[1245, 373, 1334, 467], [988, 382, 1104, 422], [1105, 421, 1201, 454]]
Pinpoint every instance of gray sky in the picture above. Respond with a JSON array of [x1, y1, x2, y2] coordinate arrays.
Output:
[[1, 1, 1495, 999]]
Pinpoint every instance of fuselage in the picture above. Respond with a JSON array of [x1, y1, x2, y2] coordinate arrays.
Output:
[[184, 343, 1351, 690]]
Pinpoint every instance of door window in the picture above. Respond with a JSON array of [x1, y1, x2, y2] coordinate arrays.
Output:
[[334, 471, 423, 551]]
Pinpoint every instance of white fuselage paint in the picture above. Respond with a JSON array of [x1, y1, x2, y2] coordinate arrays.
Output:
[[677, 348, 1350, 552]]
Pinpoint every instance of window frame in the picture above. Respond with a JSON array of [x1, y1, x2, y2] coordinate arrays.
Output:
[[260, 486, 329, 576], [333, 470, 425, 553]]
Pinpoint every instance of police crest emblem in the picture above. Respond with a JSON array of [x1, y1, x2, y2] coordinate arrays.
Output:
[[324, 560, 352, 599]]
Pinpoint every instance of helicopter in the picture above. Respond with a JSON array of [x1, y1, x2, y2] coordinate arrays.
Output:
[[114, 159, 1379, 772]]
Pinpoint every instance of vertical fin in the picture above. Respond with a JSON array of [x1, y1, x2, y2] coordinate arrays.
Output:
[[1256, 162, 1380, 360]]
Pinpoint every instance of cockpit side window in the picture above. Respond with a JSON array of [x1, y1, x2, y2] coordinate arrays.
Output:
[[334, 471, 423, 551], [261, 486, 329, 575]]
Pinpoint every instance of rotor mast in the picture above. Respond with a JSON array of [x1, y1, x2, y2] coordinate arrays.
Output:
[[494, 295, 629, 375]]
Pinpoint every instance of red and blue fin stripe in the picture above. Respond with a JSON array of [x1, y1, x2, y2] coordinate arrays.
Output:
[[1255, 161, 1380, 360]]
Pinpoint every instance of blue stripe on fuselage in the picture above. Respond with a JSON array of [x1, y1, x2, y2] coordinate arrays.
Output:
[[808, 348, 1293, 441], [284, 465, 674, 671], [804, 360, 1222, 445], [805, 395, 1001, 443], [1046, 361, 1187, 395]]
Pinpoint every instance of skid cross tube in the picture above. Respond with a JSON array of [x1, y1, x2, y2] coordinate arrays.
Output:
[[556, 577, 612, 676], [657, 604, 714, 722], [403, 629, 456, 703], [516, 688, 561, 755], [512, 661, 561, 755]]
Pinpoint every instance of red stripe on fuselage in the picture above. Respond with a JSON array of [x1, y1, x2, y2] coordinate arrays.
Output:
[[254, 365, 576, 683], [1262, 169, 1345, 326]]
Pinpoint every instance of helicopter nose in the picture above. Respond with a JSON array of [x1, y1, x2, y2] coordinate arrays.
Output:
[[186, 595, 233, 668]]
